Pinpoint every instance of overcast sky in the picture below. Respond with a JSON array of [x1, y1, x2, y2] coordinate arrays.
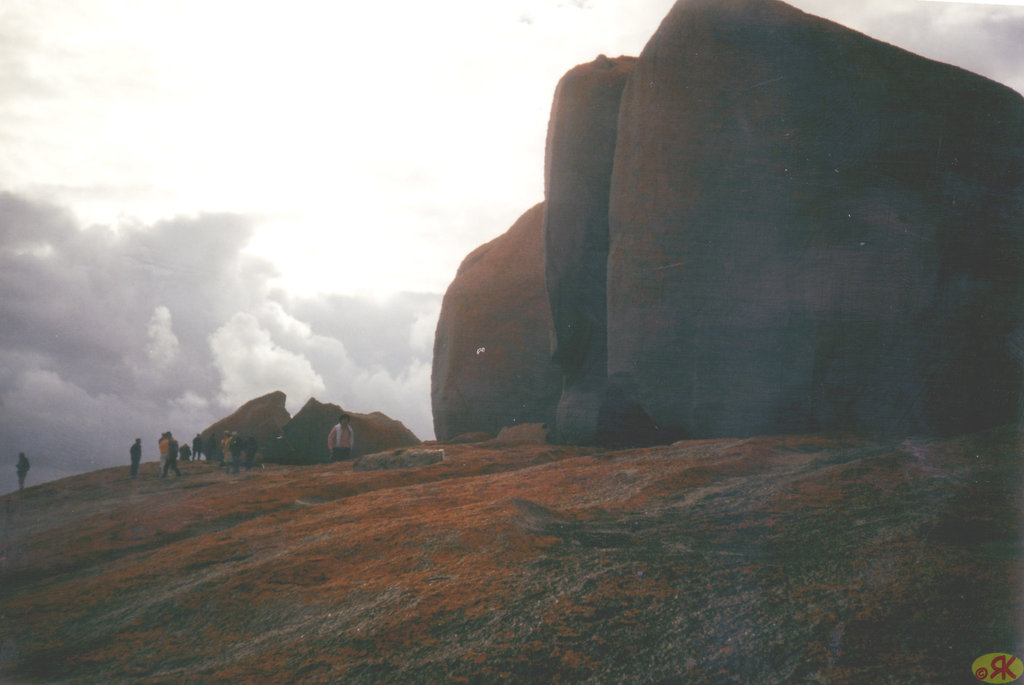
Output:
[[1, 0, 1023, 494]]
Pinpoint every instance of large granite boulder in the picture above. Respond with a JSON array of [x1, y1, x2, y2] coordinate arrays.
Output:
[[274, 397, 420, 464], [543, 55, 638, 445], [597, 0, 1024, 439], [431, 203, 562, 441], [201, 390, 291, 457]]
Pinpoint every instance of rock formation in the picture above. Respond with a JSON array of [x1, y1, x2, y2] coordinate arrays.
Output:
[[433, 0, 1024, 446], [543, 54, 639, 445], [277, 397, 420, 464], [602, 0, 1024, 439], [201, 393, 419, 464], [200, 390, 291, 453], [431, 203, 562, 440], [352, 447, 445, 472]]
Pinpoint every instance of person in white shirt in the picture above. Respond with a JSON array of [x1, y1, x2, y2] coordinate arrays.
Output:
[[327, 414, 355, 461]]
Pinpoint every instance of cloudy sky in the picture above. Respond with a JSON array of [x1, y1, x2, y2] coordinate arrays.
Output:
[[1, 0, 1023, 493]]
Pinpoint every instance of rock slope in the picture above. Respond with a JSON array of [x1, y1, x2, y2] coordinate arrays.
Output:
[[1, 428, 1020, 683]]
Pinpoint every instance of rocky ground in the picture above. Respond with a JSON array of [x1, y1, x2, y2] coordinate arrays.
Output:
[[1, 428, 1021, 683]]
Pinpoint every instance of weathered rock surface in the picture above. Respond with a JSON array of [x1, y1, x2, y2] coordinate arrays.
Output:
[[200, 390, 290, 454], [3, 428, 1020, 682], [431, 203, 561, 441], [544, 54, 637, 444], [352, 447, 445, 472], [276, 397, 420, 464], [541, 0, 1024, 442], [492, 422, 550, 446]]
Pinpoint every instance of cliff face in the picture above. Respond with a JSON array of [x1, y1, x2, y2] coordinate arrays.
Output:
[[2, 428, 1020, 682], [605, 0, 1024, 440], [434, 0, 1024, 446], [431, 203, 561, 441], [543, 55, 638, 445]]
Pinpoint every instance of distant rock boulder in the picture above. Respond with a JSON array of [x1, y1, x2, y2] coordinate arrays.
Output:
[[603, 0, 1024, 439], [431, 203, 562, 441], [200, 391, 291, 456], [274, 397, 421, 464]]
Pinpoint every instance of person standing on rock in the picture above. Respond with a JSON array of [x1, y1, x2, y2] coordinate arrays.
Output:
[[207, 433, 221, 465], [327, 414, 355, 461], [16, 452, 30, 491], [222, 432, 235, 470], [192, 433, 204, 461], [227, 430, 242, 473], [158, 432, 170, 472], [162, 433, 181, 478], [130, 438, 142, 478], [243, 435, 258, 471]]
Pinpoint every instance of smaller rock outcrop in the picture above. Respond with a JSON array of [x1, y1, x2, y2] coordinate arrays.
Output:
[[352, 448, 445, 472], [200, 391, 291, 455], [275, 397, 420, 464]]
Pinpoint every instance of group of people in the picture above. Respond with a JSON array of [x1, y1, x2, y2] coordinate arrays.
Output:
[[129, 431, 260, 479], [12, 415, 357, 493]]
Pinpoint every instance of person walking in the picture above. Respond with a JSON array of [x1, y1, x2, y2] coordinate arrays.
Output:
[[192, 433, 204, 461], [16, 452, 30, 491], [243, 435, 258, 471], [158, 433, 170, 472], [162, 433, 181, 478], [130, 438, 142, 478], [221, 432, 234, 469], [228, 433, 244, 474], [327, 414, 355, 461], [206, 433, 221, 465]]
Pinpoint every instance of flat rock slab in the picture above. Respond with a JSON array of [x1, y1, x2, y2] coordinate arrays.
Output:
[[352, 448, 446, 471]]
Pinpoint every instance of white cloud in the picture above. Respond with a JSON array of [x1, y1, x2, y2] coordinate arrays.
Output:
[[144, 305, 179, 367], [209, 312, 326, 414]]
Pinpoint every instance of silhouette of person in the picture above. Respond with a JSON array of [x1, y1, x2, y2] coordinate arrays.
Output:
[[192, 433, 204, 461], [16, 452, 30, 491], [130, 438, 142, 478], [228, 433, 244, 474], [328, 414, 355, 461], [244, 436, 258, 471], [206, 433, 221, 465]]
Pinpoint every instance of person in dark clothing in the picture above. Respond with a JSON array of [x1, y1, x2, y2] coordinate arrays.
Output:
[[130, 438, 142, 478], [16, 453, 30, 491], [192, 433, 204, 461], [162, 433, 181, 478], [207, 433, 222, 466], [228, 433, 244, 474], [243, 436, 258, 471]]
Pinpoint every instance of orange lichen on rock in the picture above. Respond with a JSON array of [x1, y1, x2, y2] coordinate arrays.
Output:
[[1, 429, 1021, 683]]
